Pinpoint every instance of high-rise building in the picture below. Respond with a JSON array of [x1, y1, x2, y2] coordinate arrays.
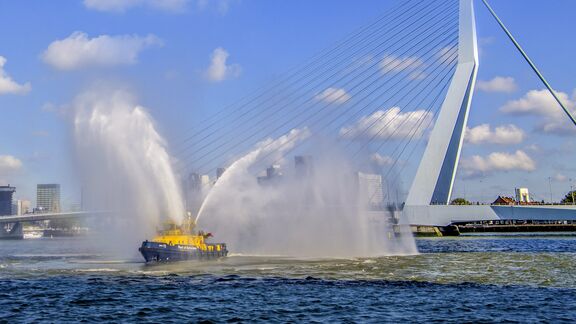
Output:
[[0, 185, 16, 216], [36, 184, 61, 213], [258, 165, 282, 185], [186, 173, 201, 192], [183, 173, 202, 214], [216, 168, 226, 179], [201, 175, 211, 187], [295, 155, 313, 177], [11, 199, 31, 216], [515, 187, 531, 203], [266, 165, 281, 178], [356, 172, 384, 209]]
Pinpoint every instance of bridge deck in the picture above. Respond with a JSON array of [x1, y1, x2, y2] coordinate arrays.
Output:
[[0, 211, 105, 223]]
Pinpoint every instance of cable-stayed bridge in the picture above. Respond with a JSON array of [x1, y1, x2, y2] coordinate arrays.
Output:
[[177, 0, 576, 228], [402, 0, 576, 226], [2, 0, 575, 239]]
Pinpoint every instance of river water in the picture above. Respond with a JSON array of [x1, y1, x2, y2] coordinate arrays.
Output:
[[1, 233, 575, 322]]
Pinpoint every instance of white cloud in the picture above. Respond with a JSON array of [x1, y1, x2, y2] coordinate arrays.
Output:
[[196, 0, 234, 14], [501, 89, 576, 135], [205, 47, 241, 82], [525, 144, 541, 152], [85, 0, 237, 14], [340, 107, 433, 140], [0, 56, 31, 95], [465, 124, 525, 145], [460, 150, 536, 176], [42, 32, 162, 70], [477, 76, 518, 93], [41, 102, 58, 113], [0, 155, 23, 174], [370, 153, 394, 167], [501, 88, 574, 116], [84, 0, 188, 13], [315, 87, 351, 105], [553, 173, 568, 182], [40, 102, 70, 118], [380, 54, 424, 73]]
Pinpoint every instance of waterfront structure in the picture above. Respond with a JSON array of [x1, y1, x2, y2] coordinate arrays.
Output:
[[0, 211, 108, 239], [36, 184, 61, 213], [515, 188, 531, 203], [492, 196, 515, 206], [0, 185, 16, 216], [11, 199, 31, 216]]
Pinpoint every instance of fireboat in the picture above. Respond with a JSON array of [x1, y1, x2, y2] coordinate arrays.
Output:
[[138, 215, 228, 263]]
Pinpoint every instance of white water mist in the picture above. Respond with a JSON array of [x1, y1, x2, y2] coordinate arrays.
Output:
[[196, 128, 311, 223], [197, 130, 417, 257], [73, 87, 184, 255]]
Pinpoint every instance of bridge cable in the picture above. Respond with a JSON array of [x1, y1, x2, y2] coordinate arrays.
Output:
[[183, 7, 459, 174], [177, 0, 456, 167], [243, 34, 459, 175], [193, 28, 458, 176], [176, 0, 426, 145], [482, 0, 576, 127]]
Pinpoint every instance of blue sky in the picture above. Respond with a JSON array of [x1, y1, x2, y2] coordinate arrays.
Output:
[[1, 0, 575, 207]]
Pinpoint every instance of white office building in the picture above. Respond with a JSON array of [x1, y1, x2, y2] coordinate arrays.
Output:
[[515, 187, 531, 203]]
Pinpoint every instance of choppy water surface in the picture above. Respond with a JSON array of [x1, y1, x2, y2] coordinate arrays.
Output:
[[1, 234, 575, 322]]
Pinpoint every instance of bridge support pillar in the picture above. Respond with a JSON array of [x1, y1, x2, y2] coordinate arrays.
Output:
[[0, 222, 23, 240]]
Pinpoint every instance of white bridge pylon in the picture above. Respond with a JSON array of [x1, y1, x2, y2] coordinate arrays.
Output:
[[405, 0, 478, 206], [403, 0, 576, 226]]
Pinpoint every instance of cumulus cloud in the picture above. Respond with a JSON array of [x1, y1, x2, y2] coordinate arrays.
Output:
[[0, 155, 23, 174], [84, 0, 188, 13], [380, 54, 424, 73], [42, 32, 162, 70], [501, 89, 574, 116], [465, 124, 525, 145], [205, 47, 241, 82], [477, 76, 518, 93], [370, 153, 394, 167], [501, 89, 576, 135], [340, 107, 433, 140], [460, 150, 536, 177], [0, 56, 31, 95], [315, 87, 351, 105], [553, 173, 568, 182]]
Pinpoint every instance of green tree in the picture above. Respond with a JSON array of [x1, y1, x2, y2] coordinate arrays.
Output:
[[450, 197, 471, 205], [561, 190, 576, 204]]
